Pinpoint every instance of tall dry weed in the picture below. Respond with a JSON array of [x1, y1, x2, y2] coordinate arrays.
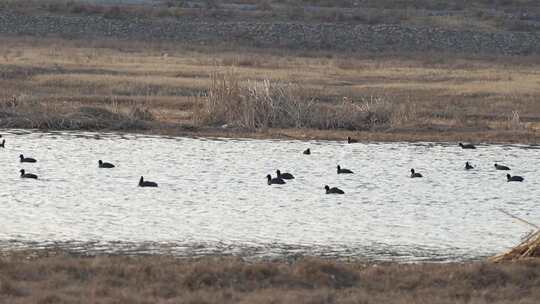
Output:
[[507, 110, 524, 131], [195, 71, 316, 129], [196, 71, 406, 131]]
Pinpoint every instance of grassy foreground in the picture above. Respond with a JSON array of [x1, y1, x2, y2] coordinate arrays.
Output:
[[1, 35, 540, 143], [0, 251, 539, 304]]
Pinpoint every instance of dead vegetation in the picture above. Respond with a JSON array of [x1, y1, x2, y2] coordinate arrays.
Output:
[[195, 72, 417, 131], [0, 252, 539, 303], [0, 95, 153, 130], [492, 230, 540, 262], [491, 211, 540, 262]]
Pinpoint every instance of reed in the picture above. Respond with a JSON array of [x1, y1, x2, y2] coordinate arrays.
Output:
[[195, 71, 412, 131], [490, 210, 540, 262], [507, 110, 525, 131], [195, 71, 313, 129], [491, 230, 540, 262]]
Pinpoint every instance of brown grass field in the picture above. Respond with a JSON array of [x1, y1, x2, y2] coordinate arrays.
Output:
[[0, 251, 539, 304], [1, 35, 540, 143]]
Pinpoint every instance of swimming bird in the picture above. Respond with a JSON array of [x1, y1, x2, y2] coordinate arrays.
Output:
[[347, 136, 358, 144], [19, 154, 36, 163], [303, 148, 311, 155], [337, 165, 353, 174], [325, 185, 344, 194], [98, 160, 115, 168], [465, 162, 474, 170], [507, 174, 524, 182], [267, 174, 285, 185], [0, 139, 4, 148], [494, 163, 510, 170], [410, 168, 423, 178], [20, 169, 37, 179], [459, 143, 476, 149], [276, 170, 294, 180], [139, 176, 158, 187]]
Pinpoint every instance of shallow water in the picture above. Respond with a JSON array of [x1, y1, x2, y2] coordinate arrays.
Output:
[[0, 129, 538, 261]]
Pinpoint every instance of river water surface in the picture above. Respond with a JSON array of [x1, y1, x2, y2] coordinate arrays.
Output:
[[0, 129, 538, 261]]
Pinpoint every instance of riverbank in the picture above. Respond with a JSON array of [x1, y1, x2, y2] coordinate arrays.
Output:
[[3, 112, 540, 144], [1, 36, 540, 144], [0, 250, 539, 303]]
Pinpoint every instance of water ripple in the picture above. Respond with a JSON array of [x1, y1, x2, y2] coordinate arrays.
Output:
[[0, 129, 539, 261]]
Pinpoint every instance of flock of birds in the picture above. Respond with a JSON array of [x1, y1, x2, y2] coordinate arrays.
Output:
[[0, 134, 158, 187], [266, 136, 526, 194], [1, 134, 526, 193]]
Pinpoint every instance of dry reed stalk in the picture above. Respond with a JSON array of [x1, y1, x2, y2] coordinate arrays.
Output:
[[491, 231, 540, 262], [195, 71, 410, 131], [490, 210, 540, 262], [508, 110, 524, 131], [196, 71, 318, 130]]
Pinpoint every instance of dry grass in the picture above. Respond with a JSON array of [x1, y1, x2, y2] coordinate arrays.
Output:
[[0, 95, 153, 130], [0, 251, 539, 303], [1, 35, 540, 141]]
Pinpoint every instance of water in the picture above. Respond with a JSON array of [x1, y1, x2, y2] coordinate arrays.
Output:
[[0, 129, 538, 261]]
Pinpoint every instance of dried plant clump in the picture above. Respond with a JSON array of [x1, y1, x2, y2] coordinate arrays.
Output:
[[195, 71, 410, 131], [491, 212, 540, 262], [507, 110, 525, 131]]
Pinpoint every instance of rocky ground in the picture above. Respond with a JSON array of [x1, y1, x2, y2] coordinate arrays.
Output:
[[0, 9, 539, 55]]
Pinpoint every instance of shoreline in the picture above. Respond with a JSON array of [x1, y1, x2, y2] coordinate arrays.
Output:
[[4, 125, 539, 145], [150, 126, 540, 144]]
